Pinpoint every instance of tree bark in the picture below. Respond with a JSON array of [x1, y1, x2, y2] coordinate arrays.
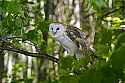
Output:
[[0, 50, 4, 83], [0, 0, 5, 82]]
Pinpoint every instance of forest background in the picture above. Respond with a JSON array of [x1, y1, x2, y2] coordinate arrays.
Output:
[[0, 0, 125, 83]]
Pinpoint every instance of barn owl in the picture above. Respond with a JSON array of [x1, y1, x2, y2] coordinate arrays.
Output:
[[49, 23, 94, 58]]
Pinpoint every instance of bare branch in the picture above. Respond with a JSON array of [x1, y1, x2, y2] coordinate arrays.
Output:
[[0, 46, 59, 63]]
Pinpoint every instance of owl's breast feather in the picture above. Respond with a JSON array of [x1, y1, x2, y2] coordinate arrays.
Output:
[[54, 34, 77, 51]]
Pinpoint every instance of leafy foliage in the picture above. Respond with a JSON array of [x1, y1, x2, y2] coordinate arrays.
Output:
[[1, 0, 125, 83], [1, 1, 29, 35]]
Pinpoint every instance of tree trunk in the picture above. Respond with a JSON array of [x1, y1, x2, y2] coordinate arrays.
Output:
[[122, 0, 125, 18], [0, 50, 4, 83], [0, 0, 5, 82]]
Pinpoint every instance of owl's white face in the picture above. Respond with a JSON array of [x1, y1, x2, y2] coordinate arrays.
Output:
[[49, 23, 65, 37]]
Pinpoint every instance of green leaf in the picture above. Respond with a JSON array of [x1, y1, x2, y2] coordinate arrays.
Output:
[[37, 21, 50, 32], [3, 1, 23, 13], [111, 43, 125, 70], [60, 56, 74, 70], [100, 65, 118, 83], [24, 30, 38, 41], [60, 75, 79, 83], [79, 71, 102, 83], [116, 33, 125, 48]]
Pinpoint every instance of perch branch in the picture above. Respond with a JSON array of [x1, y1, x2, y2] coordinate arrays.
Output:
[[0, 46, 59, 63]]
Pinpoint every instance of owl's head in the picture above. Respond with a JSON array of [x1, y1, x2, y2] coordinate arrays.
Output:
[[49, 23, 65, 36]]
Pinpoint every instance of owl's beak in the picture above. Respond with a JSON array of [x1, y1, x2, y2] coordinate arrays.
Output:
[[53, 31, 57, 35], [54, 32, 56, 35]]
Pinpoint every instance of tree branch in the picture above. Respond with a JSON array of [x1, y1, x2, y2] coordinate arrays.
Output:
[[82, 6, 123, 20], [0, 46, 59, 63], [100, 6, 123, 19]]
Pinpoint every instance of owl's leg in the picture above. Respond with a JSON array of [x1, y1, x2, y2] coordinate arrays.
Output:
[[63, 47, 71, 57], [68, 48, 76, 57], [75, 49, 81, 59], [64, 48, 68, 57], [63, 47, 76, 57]]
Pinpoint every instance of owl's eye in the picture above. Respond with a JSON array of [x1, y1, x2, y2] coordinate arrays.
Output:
[[56, 27, 60, 30], [51, 28, 53, 30]]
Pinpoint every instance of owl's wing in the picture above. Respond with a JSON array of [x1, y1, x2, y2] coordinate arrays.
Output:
[[65, 26, 89, 51]]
